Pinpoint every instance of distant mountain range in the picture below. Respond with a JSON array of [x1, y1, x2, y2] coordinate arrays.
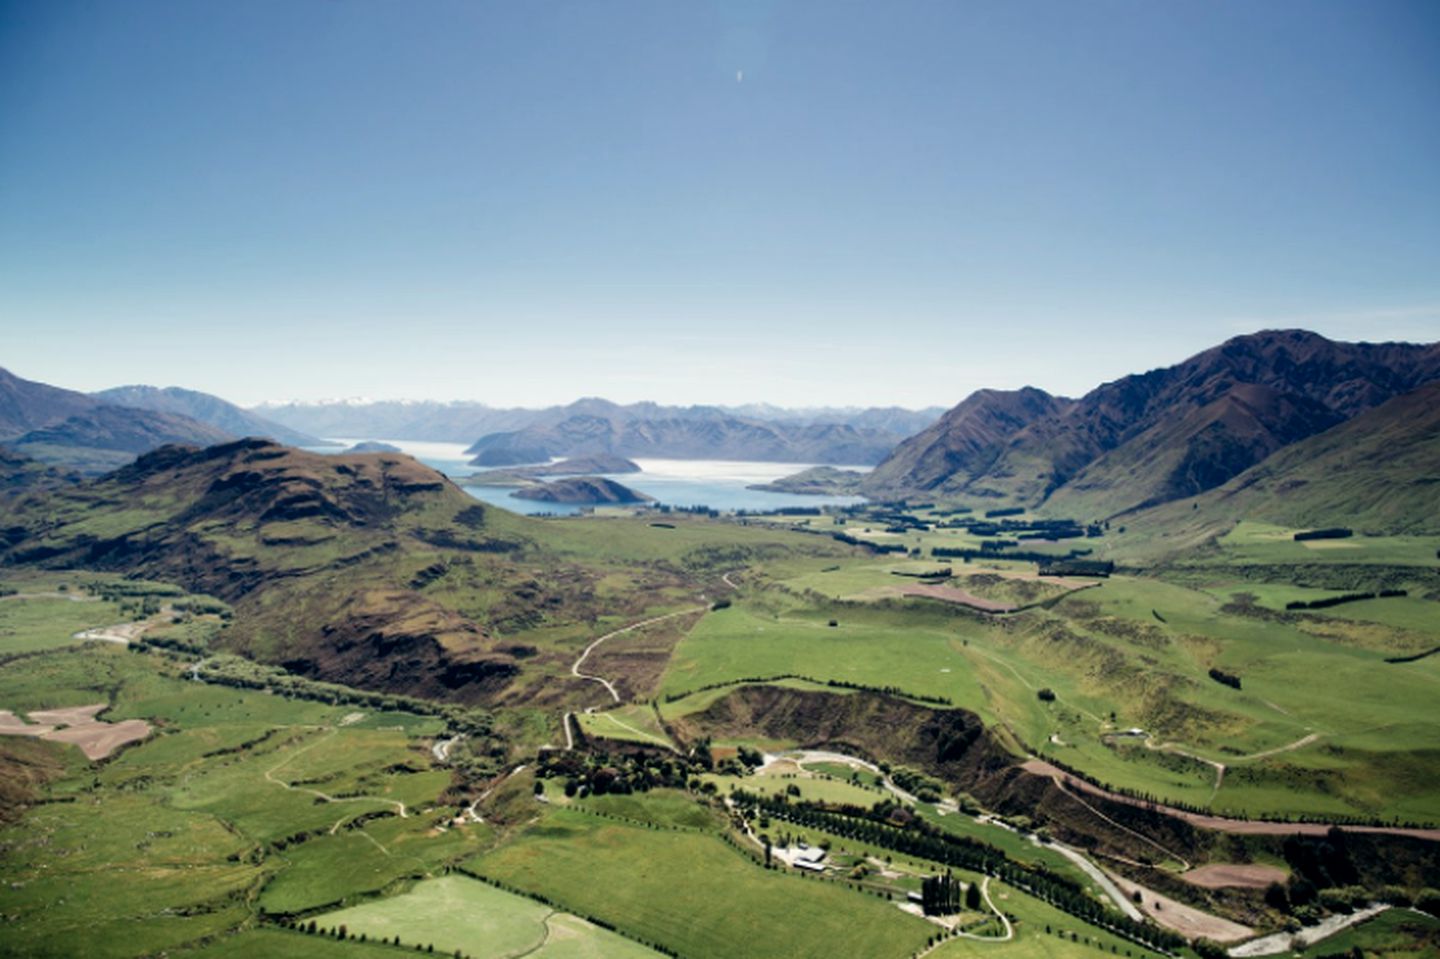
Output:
[[95, 385, 318, 447], [0, 368, 317, 473], [1, 368, 235, 472], [462, 402, 905, 466], [6, 328, 1437, 530], [256, 396, 940, 466], [862, 330, 1440, 520]]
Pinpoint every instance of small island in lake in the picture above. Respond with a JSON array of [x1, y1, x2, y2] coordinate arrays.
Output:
[[464, 454, 641, 487], [511, 476, 654, 505], [747, 466, 866, 495], [346, 441, 403, 454]]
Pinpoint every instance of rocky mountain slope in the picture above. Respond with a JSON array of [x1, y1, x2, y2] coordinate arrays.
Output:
[[0, 368, 240, 472], [864, 330, 1440, 517], [1122, 380, 1440, 542], [9, 407, 233, 473], [0, 438, 546, 700], [0, 438, 755, 705]]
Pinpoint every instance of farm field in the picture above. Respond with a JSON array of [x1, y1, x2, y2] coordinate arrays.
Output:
[[1206, 522, 1440, 568], [574, 702, 675, 749], [0, 580, 129, 654], [657, 537, 1440, 823], [313, 874, 660, 958], [658, 603, 990, 707], [0, 644, 489, 959], [702, 754, 892, 808], [467, 806, 936, 959]]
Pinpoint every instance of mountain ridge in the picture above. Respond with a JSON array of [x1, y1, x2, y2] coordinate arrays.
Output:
[[863, 330, 1440, 517], [0, 367, 241, 473], [94, 385, 319, 447], [1120, 379, 1440, 545], [255, 395, 943, 453]]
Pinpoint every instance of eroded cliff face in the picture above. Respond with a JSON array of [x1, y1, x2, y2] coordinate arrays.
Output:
[[671, 684, 1206, 863]]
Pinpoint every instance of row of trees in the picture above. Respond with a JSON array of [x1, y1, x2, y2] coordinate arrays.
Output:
[[186, 653, 491, 733], [732, 790, 1186, 954], [1285, 589, 1405, 611], [660, 673, 952, 707]]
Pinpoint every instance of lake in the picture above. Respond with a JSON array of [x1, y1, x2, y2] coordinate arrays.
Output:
[[315, 439, 869, 516]]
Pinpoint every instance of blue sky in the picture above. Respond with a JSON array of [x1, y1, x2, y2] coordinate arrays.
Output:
[[2, 0, 1437, 408]]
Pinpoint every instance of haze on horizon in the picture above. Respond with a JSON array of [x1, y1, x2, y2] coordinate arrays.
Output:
[[2, 1, 1437, 409]]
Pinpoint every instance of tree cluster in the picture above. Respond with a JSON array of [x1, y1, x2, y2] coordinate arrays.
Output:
[[920, 870, 962, 916]]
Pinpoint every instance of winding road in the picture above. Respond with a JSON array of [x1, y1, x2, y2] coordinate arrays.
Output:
[[570, 607, 705, 703], [912, 876, 1014, 955]]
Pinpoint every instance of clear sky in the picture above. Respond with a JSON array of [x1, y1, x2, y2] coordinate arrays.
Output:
[[2, 0, 1437, 408]]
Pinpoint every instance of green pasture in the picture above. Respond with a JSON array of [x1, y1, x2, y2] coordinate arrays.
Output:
[[1209, 522, 1440, 567], [575, 703, 675, 749], [930, 879, 1169, 959], [258, 813, 492, 914], [658, 602, 990, 707], [0, 644, 477, 958], [659, 554, 1440, 820], [0, 787, 258, 958], [314, 874, 659, 959], [574, 787, 720, 830], [467, 806, 934, 959], [0, 590, 129, 655]]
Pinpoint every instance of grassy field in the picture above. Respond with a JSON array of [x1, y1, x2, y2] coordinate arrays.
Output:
[[0, 645, 488, 958], [1209, 522, 1440, 568], [930, 879, 1166, 959], [574, 703, 675, 749], [313, 874, 659, 958], [659, 602, 990, 706], [0, 589, 127, 654], [258, 812, 492, 914], [655, 538, 1440, 822], [573, 788, 721, 830], [467, 806, 935, 959], [703, 755, 891, 808]]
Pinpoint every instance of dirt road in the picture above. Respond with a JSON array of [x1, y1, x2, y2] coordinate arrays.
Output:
[[570, 607, 705, 703], [1228, 904, 1390, 957]]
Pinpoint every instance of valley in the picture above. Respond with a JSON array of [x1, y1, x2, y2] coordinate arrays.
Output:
[[8, 5, 1438, 955], [1, 332, 1438, 959]]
